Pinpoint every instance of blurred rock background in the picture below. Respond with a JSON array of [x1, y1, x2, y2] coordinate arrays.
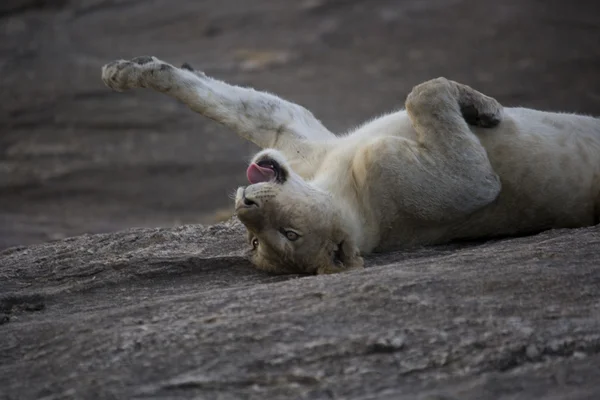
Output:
[[1, 0, 599, 249]]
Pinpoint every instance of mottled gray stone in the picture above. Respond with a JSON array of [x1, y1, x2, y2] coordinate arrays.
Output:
[[1, 220, 599, 399]]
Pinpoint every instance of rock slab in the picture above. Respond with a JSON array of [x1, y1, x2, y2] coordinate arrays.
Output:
[[1, 220, 599, 399]]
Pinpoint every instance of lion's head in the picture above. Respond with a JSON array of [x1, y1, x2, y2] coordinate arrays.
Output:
[[235, 149, 364, 274]]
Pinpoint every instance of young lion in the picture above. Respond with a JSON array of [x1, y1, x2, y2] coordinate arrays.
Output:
[[102, 56, 600, 274]]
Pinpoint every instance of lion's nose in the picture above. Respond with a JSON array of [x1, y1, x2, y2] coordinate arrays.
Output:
[[243, 196, 257, 207], [241, 187, 259, 208]]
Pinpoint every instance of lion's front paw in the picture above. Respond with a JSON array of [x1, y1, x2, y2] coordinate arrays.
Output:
[[453, 81, 503, 128], [408, 78, 503, 129], [101, 56, 174, 92], [459, 94, 502, 128]]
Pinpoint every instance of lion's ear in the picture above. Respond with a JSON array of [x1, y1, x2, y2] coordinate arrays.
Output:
[[317, 239, 364, 275]]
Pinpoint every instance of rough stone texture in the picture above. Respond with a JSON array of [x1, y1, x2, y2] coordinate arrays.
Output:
[[1, 220, 600, 399], [2, 0, 600, 398]]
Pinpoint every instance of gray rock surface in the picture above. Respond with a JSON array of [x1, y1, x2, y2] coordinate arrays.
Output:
[[1, 220, 599, 399]]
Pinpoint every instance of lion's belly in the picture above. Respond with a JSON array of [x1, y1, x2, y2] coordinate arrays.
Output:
[[375, 108, 600, 250], [449, 108, 600, 239]]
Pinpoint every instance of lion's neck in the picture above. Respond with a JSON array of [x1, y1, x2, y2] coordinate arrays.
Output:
[[311, 168, 381, 253]]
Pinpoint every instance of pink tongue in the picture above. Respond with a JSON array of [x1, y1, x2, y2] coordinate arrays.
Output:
[[246, 163, 275, 184]]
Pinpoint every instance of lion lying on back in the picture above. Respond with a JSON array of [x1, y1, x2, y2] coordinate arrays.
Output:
[[102, 56, 600, 274]]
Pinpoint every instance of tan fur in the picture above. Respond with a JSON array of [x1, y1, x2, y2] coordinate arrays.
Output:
[[102, 56, 600, 274]]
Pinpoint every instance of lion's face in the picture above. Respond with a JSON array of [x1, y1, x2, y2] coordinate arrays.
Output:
[[235, 150, 363, 275]]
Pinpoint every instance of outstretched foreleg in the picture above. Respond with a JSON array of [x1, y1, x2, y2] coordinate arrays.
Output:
[[101, 56, 335, 175]]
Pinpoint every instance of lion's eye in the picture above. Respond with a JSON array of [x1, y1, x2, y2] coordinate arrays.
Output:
[[252, 238, 259, 249], [284, 231, 299, 241]]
